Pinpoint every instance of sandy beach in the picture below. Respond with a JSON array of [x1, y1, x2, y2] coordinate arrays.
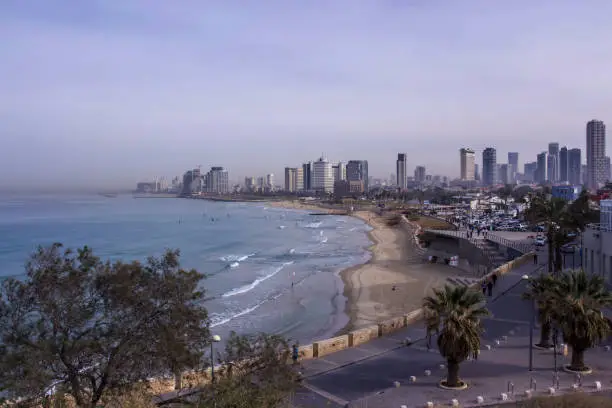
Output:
[[268, 199, 464, 333], [267, 199, 349, 214], [339, 211, 464, 332]]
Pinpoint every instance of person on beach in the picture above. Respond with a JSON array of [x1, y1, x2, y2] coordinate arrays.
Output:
[[486, 279, 493, 297]]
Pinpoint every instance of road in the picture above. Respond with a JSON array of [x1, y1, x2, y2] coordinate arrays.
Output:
[[291, 248, 612, 408]]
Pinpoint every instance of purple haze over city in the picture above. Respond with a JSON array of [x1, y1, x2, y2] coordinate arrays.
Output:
[[1, 0, 611, 189]]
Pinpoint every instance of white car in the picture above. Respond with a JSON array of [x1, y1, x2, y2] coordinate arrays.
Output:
[[534, 236, 546, 246]]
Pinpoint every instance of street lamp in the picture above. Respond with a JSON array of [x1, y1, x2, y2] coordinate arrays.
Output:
[[520, 274, 537, 372], [210, 334, 221, 383]]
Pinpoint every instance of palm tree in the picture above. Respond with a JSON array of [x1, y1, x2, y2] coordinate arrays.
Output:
[[550, 270, 612, 372], [522, 273, 558, 349], [423, 285, 489, 388], [524, 194, 574, 274]]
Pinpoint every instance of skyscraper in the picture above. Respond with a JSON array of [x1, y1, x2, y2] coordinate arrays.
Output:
[[332, 162, 346, 183], [346, 160, 369, 192], [296, 167, 304, 191], [508, 152, 519, 181], [559, 146, 568, 183], [205, 166, 229, 194], [568, 148, 582, 186], [312, 157, 333, 193], [524, 162, 537, 182], [396, 153, 407, 189], [459, 148, 475, 180], [499, 164, 511, 185], [482, 148, 497, 186], [548, 143, 560, 183], [414, 166, 426, 184], [586, 119, 607, 189], [284, 167, 297, 192], [536, 152, 548, 184], [474, 164, 480, 181], [302, 162, 313, 191]]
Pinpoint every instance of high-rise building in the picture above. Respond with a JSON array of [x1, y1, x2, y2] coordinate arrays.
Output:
[[459, 148, 475, 180], [205, 166, 229, 194], [396, 153, 407, 189], [284, 167, 298, 192], [499, 164, 511, 185], [414, 166, 426, 184], [296, 167, 304, 191], [266, 173, 274, 190], [508, 152, 519, 182], [312, 157, 333, 193], [332, 162, 346, 183], [244, 177, 255, 191], [474, 164, 480, 181], [582, 164, 588, 186], [536, 152, 548, 184], [302, 162, 313, 191], [568, 148, 581, 186], [346, 160, 369, 192], [524, 162, 537, 182], [548, 143, 560, 183], [586, 119, 607, 189], [482, 148, 497, 187], [559, 147, 568, 183]]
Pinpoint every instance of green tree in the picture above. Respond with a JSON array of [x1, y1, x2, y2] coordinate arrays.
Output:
[[496, 184, 514, 210], [524, 194, 575, 273], [423, 285, 489, 388], [0, 244, 209, 408], [195, 332, 297, 408], [522, 273, 558, 349], [550, 270, 612, 372]]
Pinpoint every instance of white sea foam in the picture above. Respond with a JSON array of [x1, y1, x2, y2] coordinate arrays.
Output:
[[220, 253, 255, 262], [229, 262, 239, 268], [210, 304, 262, 328], [221, 261, 294, 298], [278, 225, 286, 229], [304, 222, 322, 229]]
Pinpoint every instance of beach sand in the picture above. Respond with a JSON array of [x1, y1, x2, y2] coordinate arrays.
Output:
[[339, 211, 464, 332]]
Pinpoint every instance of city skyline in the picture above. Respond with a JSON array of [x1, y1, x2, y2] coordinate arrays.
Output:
[[1, 1, 612, 189]]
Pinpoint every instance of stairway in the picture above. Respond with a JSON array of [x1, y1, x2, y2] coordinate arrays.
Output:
[[471, 238, 508, 268]]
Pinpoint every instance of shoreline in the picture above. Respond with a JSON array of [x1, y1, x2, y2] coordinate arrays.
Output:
[[338, 211, 463, 333], [268, 200, 462, 336]]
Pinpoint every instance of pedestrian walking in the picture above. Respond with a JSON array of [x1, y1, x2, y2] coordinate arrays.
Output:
[[487, 279, 493, 297], [533, 253, 538, 265], [492, 272, 498, 286], [481, 280, 487, 295], [292, 344, 299, 366]]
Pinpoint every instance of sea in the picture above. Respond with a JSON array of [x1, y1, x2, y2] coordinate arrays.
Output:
[[0, 194, 372, 345]]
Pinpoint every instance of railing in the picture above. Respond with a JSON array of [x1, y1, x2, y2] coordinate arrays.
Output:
[[425, 229, 532, 255], [587, 223, 611, 232]]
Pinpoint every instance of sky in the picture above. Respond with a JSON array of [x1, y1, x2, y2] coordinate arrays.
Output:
[[1, 1, 612, 190]]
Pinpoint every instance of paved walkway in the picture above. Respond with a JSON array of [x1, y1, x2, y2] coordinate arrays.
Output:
[[291, 251, 612, 408]]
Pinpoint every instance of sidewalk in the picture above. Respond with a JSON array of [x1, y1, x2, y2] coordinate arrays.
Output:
[[292, 252, 612, 408]]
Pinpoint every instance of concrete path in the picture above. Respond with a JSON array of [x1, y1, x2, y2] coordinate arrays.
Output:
[[291, 251, 612, 408]]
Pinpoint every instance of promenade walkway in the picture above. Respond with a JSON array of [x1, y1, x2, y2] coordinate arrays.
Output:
[[291, 251, 612, 408]]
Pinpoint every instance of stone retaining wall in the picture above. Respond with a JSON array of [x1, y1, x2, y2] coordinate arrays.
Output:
[[312, 334, 350, 357]]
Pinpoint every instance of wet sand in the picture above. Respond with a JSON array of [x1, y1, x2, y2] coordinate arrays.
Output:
[[338, 211, 463, 332]]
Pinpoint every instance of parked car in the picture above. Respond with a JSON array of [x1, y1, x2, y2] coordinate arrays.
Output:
[[534, 236, 546, 246], [561, 244, 577, 253]]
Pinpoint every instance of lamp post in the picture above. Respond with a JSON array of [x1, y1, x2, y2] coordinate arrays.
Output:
[[521, 274, 536, 372], [210, 334, 221, 383]]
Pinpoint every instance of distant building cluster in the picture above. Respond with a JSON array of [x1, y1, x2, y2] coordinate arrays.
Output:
[[455, 119, 611, 191], [179, 166, 229, 195]]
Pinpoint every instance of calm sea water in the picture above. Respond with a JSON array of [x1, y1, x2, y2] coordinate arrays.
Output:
[[0, 194, 371, 344]]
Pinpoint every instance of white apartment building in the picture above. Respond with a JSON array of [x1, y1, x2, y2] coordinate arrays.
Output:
[[583, 200, 612, 284], [460, 148, 475, 180], [312, 157, 333, 193], [332, 162, 346, 183]]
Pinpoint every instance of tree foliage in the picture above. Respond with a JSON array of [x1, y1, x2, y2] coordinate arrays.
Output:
[[423, 285, 489, 387], [0, 244, 209, 408], [194, 332, 298, 408], [549, 270, 612, 372], [522, 273, 558, 348]]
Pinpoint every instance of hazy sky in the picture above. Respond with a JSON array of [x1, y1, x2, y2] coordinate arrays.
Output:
[[1, 1, 612, 189]]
